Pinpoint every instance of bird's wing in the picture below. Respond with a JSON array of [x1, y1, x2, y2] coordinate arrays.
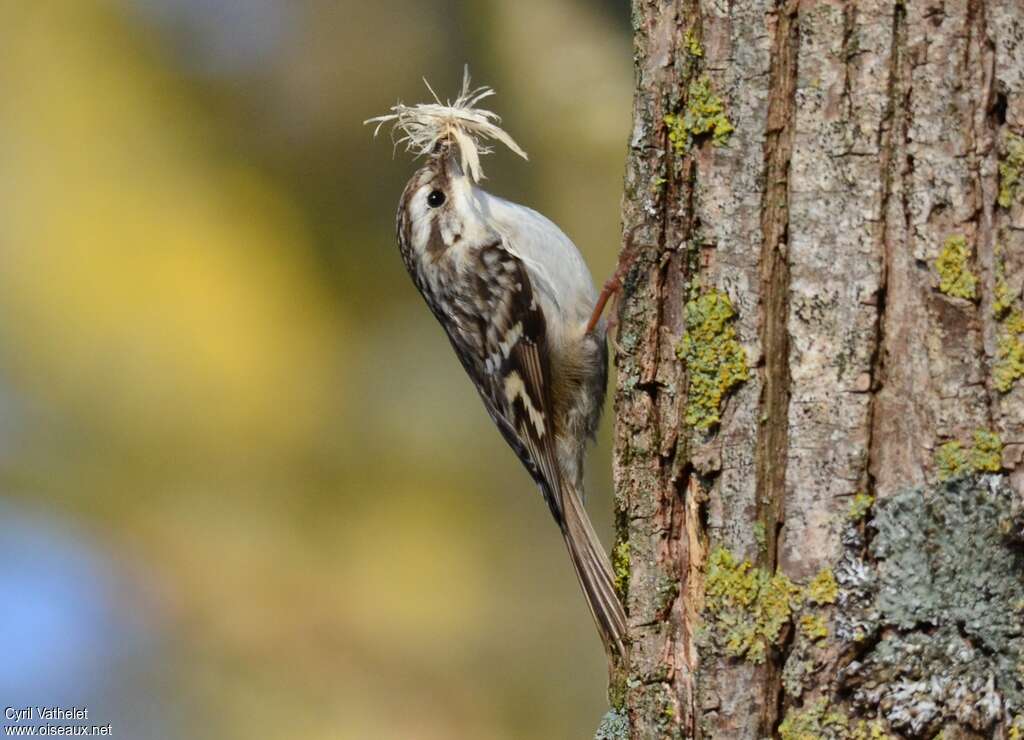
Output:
[[442, 239, 566, 523]]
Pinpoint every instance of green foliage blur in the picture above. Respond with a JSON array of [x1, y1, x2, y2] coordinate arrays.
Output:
[[0, 1, 631, 737]]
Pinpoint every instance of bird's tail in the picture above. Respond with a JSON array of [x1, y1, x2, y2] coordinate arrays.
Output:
[[560, 483, 628, 658]]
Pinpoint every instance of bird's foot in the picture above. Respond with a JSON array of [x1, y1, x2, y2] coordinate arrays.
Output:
[[586, 226, 641, 336]]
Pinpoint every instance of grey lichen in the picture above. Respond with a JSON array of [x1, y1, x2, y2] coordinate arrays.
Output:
[[753, 520, 767, 550], [782, 653, 816, 699], [594, 709, 630, 740], [781, 571, 841, 701], [836, 476, 1024, 737], [655, 574, 680, 614]]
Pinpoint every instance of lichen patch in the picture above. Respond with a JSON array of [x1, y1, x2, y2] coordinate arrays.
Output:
[[836, 476, 1024, 737], [934, 234, 977, 301], [703, 547, 802, 664], [678, 290, 750, 431], [779, 699, 893, 740], [847, 493, 874, 521], [807, 568, 838, 605], [994, 245, 1015, 320], [995, 310, 1024, 393], [998, 132, 1024, 209], [934, 430, 1004, 481], [664, 76, 734, 154], [612, 540, 631, 599]]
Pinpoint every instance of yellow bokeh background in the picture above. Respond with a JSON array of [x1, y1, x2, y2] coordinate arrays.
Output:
[[0, 1, 631, 737]]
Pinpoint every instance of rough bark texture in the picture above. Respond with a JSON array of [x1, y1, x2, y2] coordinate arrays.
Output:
[[610, 0, 1024, 738]]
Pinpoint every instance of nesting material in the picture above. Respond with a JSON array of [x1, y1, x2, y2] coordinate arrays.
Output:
[[365, 66, 527, 182]]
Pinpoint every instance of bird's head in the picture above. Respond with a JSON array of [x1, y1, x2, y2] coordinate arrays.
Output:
[[366, 67, 527, 259], [397, 143, 493, 258]]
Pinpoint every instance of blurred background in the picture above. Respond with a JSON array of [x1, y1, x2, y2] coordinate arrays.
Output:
[[0, 1, 632, 738]]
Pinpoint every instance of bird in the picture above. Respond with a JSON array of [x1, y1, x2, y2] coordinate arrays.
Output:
[[367, 69, 628, 658]]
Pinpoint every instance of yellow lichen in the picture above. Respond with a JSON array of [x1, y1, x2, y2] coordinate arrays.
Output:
[[703, 553, 848, 666], [1009, 716, 1024, 740], [849, 720, 894, 740], [779, 699, 892, 740], [847, 493, 874, 521], [704, 547, 801, 664], [935, 234, 977, 300], [665, 75, 734, 154], [778, 699, 843, 740], [935, 431, 1003, 480], [800, 613, 829, 641], [995, 310, 1024, 393], [612, 540, 630, 598], [678, 290, 750, 431], [684, 28, 704, 57], [936, 440, 969, 481], [969, 430, 1003, 472], [753, 521, 767, 550], [807, 569, 838, 605], [999, 133, 1024, 209], [993, 246, 1015, 320]]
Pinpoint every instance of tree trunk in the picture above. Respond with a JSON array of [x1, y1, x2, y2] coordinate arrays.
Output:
[[608, 0, 1024, 738]]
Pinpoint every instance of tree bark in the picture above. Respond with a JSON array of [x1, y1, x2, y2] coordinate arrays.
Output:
[[610, 0, 1024, 738]]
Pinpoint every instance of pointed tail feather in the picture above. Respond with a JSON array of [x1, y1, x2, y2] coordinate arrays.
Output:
[[560, 484, 628, 658]]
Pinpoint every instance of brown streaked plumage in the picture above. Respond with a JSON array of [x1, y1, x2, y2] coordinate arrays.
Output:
[[373, 73, 627, 658]]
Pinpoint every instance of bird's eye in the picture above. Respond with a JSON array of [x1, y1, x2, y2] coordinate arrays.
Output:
[[427, 190, 446, 208]]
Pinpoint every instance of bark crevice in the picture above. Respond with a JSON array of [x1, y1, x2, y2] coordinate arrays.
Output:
[[754, 0, 798, 573], [864, 0, 905, 498], [754, 0, 800, 733]]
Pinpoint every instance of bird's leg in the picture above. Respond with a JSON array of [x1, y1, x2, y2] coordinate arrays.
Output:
[[586, 227, 641, 335]]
